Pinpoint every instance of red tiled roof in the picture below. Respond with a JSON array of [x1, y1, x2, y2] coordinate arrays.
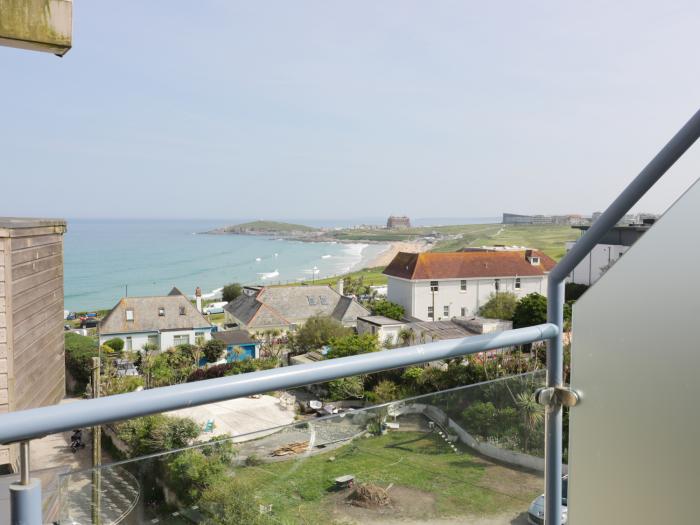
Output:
[[383, 250, 556, 280]]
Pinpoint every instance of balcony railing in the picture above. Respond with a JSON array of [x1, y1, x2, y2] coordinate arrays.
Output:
[[58, 372, 547, 525], [1, 107, 699, 525]]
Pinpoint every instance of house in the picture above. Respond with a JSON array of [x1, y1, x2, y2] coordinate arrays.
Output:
[[224, 285, 369, 333], [386, 215, 411, 229], [212, 330, 261, 362], [356, 316, 406, 346], [384, 249, 555, 321], [99, 287, 214, 352], [0, 217, 67, 470], [566, 222, 652, 286]]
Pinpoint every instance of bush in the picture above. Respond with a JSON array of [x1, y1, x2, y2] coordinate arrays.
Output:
[[290, 315, 349, 353], [512, 293, 548, 328], [327, 333, 379, 359], [115, 414, 200, 457], [479, 292, 519, 320], [64, 332, 99, 392], [328, 376, 365, 400], [103, 337, 125, 353], [370, 300, 405, 321], [373, 380, 399, 403], [222, 283, 243, 303], [202, 339, 226, 363], [565, 282, 589, 301]]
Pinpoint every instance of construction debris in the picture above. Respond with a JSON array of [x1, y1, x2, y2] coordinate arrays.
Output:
[[271, 441, 309, 457]]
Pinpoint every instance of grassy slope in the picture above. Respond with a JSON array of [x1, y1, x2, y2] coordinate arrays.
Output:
[[284, 224, 578, 288], [232, 431, 538, 523]]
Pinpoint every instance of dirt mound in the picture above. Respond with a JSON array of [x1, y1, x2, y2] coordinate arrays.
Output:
[[348, 483, 391, 509]]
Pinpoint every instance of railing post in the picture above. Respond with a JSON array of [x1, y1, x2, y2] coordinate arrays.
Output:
[[545, 278, 564, 525], [9, 441, 42, 525]]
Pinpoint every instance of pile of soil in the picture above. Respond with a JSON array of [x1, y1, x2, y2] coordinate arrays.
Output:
[[348, 483, 391, 509]]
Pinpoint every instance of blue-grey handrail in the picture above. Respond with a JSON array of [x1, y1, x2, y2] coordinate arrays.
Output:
[[543, 108, 700, 524], [0, 323, 557, 445]]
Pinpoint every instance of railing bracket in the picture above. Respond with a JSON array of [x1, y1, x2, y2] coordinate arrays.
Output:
[[535, 386, 580, 408]]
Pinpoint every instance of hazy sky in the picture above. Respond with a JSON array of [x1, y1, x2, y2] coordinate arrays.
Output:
[[2, 1, 699, 221]]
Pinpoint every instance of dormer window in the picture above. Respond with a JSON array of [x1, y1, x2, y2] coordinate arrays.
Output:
[[158, 307, 165, 316], [529, 256, 540, 265], [179, 306, 186, 315], [125, 309, 134, 321]]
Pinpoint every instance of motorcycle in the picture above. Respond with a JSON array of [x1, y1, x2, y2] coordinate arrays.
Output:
[[70, 429, 85, 453]]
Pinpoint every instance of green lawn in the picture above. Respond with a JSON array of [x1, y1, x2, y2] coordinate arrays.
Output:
[[277, 266, 389, 288], [231, 431, 540, 524]]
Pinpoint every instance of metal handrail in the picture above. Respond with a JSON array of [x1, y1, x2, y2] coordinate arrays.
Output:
[[543, 107, 700, 525], [0, 323, 558, 445]]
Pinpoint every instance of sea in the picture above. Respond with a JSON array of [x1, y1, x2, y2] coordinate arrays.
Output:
[[63, 217, 498, 312]]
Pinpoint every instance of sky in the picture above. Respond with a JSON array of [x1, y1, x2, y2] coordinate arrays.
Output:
[[2, 1, 700, 221]]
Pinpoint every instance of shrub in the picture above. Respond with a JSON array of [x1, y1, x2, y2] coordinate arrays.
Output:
[[372, 380, 399, 403], [222, 283, 243, 303], [202, 339, 226, 363], [512, 293, 548, 328], [370, 300, 405, 321], [115, 414, 200, 457], [479, 292, 519, 320], [103, 337, 125, 353], [565, 282, 589, 301], [64, 332, 99, 392], [328, 376, 365, 400], [327, 333, 379, 359], [290, 315, 349, 353]]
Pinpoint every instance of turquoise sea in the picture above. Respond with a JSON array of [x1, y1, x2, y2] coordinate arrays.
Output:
[[63, 217, 499, 312], [63, 219, 388, 312]]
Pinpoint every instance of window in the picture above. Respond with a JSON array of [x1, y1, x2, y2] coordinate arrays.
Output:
[[430, 281, 439, 292], [515, 277, 521, 290], [494, 279, 500, 292], [147, 335, 159, 349], [529, 256, 540, 265], [460, 307, 466, 317], [158, 307, 165, 317], [307, 296, 317, 306], [443, 305, 450, 317], [319, 295, 329, 305], [173, 334, 190, 346], [179, 306, 186, 315], [126, 337, 132, 351], [427, 306, 434, 319], [460, 280, 467, 291], [195, 331, 206, 338], [125, 309, 134, 321]]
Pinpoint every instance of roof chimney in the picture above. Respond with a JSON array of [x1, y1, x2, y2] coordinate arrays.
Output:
[[337, 279, 344, 296], [195, 287, 202, 313]]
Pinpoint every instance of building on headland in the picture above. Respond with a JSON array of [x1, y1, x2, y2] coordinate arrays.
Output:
[[502, 212, 578, 225], [99, 287, 214, 352], [566, 222, 653, 286], [0, 218, 67, 471], [224, 285, 369, 333], [383, 249, 555, 321], [386, 216, 411, 229]]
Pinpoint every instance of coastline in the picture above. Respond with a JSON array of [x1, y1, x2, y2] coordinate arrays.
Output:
[[361, 240, 430, 268]]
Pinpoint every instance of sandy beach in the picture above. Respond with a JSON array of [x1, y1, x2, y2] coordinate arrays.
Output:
[[364, 240, 430, 268]]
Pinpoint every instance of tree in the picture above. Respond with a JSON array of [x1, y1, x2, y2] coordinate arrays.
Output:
[[373, 380, 399, 403], [64, 333, 99, 392], [370, 300, 405, 321], [479, 292, 519, 320], [516, 391, 544, 452], [202, 339, 226, 363], [259, 329, 283, 359], [326, 333, 379, 359], [103, 337, 125, 353], [290, 315, 349, 353], [328, 376, 365, 400], [512, 293, 548, 328], [115, 414, 200, 457], [222, 283, 243, 303]]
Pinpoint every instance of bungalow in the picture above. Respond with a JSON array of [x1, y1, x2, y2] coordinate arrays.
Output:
[[224, 285, 369, 333], [99, 287, 214, 351], [212, 330, 261, 362]]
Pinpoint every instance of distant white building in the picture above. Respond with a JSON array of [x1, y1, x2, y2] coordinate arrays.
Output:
[[567, 223, 652, 286], [383, 249, 555, 321], [99, 287, 214, 351]]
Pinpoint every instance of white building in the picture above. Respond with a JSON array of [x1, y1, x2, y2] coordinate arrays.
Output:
[[567, 223, 651, 286], [357, 316, 406, 346], [384, 250, 555, 321], [99, 287, 214, 352]]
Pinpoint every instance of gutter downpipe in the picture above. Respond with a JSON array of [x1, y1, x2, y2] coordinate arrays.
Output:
[[544, 108, 700, 524]]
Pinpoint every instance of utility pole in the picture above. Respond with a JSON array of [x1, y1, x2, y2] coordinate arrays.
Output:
[[91, 357, 101, 525]]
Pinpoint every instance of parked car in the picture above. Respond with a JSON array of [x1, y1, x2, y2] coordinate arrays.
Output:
[[527, 475, 568, 525]]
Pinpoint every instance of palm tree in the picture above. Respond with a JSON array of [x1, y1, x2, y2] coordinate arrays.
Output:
[[516, 391, 544, 452]]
